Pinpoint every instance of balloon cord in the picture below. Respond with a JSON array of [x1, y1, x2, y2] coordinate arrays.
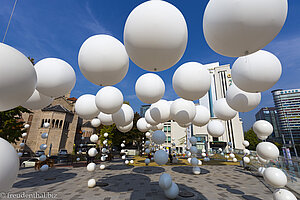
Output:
[[2, 0, 18, 43]]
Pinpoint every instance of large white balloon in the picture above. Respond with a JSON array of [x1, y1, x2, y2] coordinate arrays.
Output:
[[154, 150, 168, 165], [145, 109, 159, 125], [226, 84, 261, 112], [164, 182, 179, 199], [117, 121, 133, 133], [87, 163, 96, 172], [91, 118, 101, 128], [232, 50, 282, 93], [0, 138, 19, 192], [112, 104, 134, 126], [98, 112, 114, 126], [159, 173, 172, 190], [135, 73, 165, 104], [203, 0, 288, 57], [256, 142, 279, 160], [150, 100, 171, 123], [34, 58, 76, 98], [88, 148, 98, 157], [172, 62, 211, 101], [253, 120, 273, 139], [207, 120, 225, 137], [95, 86, 123, 114], [75, 94, 100, 120], [263, 167, 287, 188], [137, 118, 149, 132], [21, 89, 53, 110], [242, 140, 250, 147], [152, 130, 166, 145], [192, 105, 210, 127], [124, 0, 187, 71], [90, 134, 99, 143], [170, 98, 196, 124], [213, 98, 237, 120], [88, 179, 96, 188], [273, 189, 297, 200], [0, 43, 37, 111], [78, 35, 129, 86]]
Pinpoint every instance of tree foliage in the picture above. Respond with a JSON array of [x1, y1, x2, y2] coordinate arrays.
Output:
[[244, 129, 260, 150], [0, 106, 32, 143]]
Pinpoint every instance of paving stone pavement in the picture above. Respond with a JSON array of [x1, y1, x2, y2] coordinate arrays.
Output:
[[7, 159, 275, 200]]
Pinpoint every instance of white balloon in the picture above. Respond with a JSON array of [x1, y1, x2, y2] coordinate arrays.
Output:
[[0, 43, 37, 111], [78, 34, 129, 86], [243, 149, 250, 155], [124, 0, 187, 71], [253, 120, 273, 139], [243, 157, 250, 164], [41, 133, 48, 139], [91, 118, 101, 128], [232, 158, 238, 162], [88, 179, 96, 188], [201, 153, 206, 157], [145, 109, 159, 125], [258, 167, 265, 176], [173, 62, 211, 100], [95, 86, 123, 114], [117, 121, 133, 133], [145, 158, 150, 165], [229, 153, 235, 158], [152, 130, 166, 145], [150, 100, 171, 123], [100, 165, 106, 170], [258, 156, 269, 165], [213, 98, 237, 120], [198, 160, 202, 166], [112, 104, 134, 126], [34, 58, 75, 98], [145, 149, 150, 154], [193, 166, 201, 175], [121, 143, 125, 148], [22, 89, 54, 110], [273, 189, 297, 200], [137, 118, 149, 132], [207, 120, 225, 137], [256, 142, 279, 160], [145, 141, 151, 146], [0, 138, 19, 192], [40, 164, 49, 172], [19, 143, 24, 148], [40, 144, 47, 151], [104, 133, 109, 137], [43, 122, 50, 128], [88, 148, 98, 157], [159, 173, 172, 190], [164, 182, 179, 199], [263, 167, 287, 188], [87, 163, 96, 172], [130, 160, 134, 164], [17, 152, 23, 157], [24, 124, 30, 129], [190, 146, 198, 155], [232, 50, 282, 92], [203, 0, 288, 57], [22, 133, 27, 138], [226, 84, 261, 112], [125, 160, 129, 165], [145, 132, 151, 138], [135, 73, 165, 104], [190, 158, 198, 166], [150, 123, 164, 131], [242, 140, 250, 147], [189, 137, 197, 145], [170, 98, 196, 124], [102, 148, 107, 153], [90, 134, 99, 143], [122, 155, 126, 160], [75, 94, 100, 120], [98, 112, 114, 126], [76, 158, 80, 162], [154, 150, 168, 165], [192, 105, 210, 127]]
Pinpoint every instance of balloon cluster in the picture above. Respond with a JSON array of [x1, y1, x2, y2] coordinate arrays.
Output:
[[159, 173, 179, 199]]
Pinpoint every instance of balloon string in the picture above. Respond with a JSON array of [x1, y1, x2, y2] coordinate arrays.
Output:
[[2, 0, 18, 43]]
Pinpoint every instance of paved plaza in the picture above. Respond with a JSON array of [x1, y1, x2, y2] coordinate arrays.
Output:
[[5, 159, 280, 200]]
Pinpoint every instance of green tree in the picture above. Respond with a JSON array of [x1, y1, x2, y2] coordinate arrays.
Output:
[[244, 129, 260, 150], [0, 106, 32, 143]]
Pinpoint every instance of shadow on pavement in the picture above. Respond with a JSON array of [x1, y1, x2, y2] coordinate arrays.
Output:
[[171, 166, 210, 175], [106, 164, 134, 170], [132, 166, 165, 174], [216, 184, 262, 200]]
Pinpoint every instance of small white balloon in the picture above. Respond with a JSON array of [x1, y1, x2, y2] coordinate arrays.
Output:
[[258, 167, 265, 176], [21, 89, 54, 110], [193, 105, 210, 127], [22, 133, 27, 138], [229, 153, 235, 158], [112, 104, 134, 126], [258, 156, 269, 165], [152, 130, 166, 145], [122, 155, 126, 160], [145, 149, 150, 154], [78, 34, 129, 86], [190, 158, 198, 166], [43, 122, 50, 128], [154, 150, 168, 165], [24, 124, 30, 129], [164, 182, 179, 199], [226, 84, 261, 113], [145, 132, 151, 137], [91, 118, 101, 128], [88, 148, 98, 157], [100, 164, 106, 170], [145, 158, 150, 165], [88, 179, 96, 188], [232, 158, 238, 162], [242, 140, 250, 147], [159, 173, 172, 190], [34, 58, 76, 98], [150, 100, 171, 123], [130, 160, 134, 164], [256, 142, 279, 160], [40, 164, 49, 172], [253, 120, 273, 139], [193, 166, 201, 175], [263, 167, 287, 188], [102, 148, 107, 153], [39, 155, 47, 162], [95, 86, 123, 114], [189, 137, 197, 145], [124, 0, 188, 72], [40, 144, 47, 151], [104, 133, 109, 137], [90, 134, 99, 143], [17, 153, 23, 157], [170, 98, 196, 124], [273, 189, 297, 200], [101, 156, 106, 162], [243, 149, 250, 155], [198, 160, 202, 166], [213, 98, 237, 120], [149, 123, 164, 131], [207, 120, 225, 137], [76, 158, 80, 162], [173, 62, 211, 101], [75, 94, 100, 120], [201, 153, 206, 157], [121, 143, 125, 148], [98, 112, 114, 126], [87, 163, 96, 172], [41, 133, 48, 139], [125, 160, 129, 165], [137, 118, 149, 132], [190, 146, 198, 155], [243, 157, 250, 164], [135, 73, 165, 104]]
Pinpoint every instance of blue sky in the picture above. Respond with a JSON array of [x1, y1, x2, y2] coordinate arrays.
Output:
[[0, 0, 299, 131]]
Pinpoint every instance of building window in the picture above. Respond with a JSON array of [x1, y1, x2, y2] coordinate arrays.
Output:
[[168, 126, 171, 132], [55, 120, 59, 128], [59, 120, 63, 129], [41, 119, 44, 128], [52, 119, 55, 128], [167, 136, 171, 143]]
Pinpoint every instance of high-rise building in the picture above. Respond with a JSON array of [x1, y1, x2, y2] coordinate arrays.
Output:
[[272, 89, 300, 144], [255, 107, 281, 142]]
